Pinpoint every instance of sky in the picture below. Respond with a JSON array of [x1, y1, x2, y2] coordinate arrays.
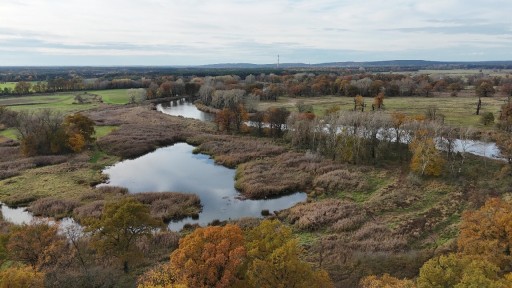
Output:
[[1, 0, 511, 66]]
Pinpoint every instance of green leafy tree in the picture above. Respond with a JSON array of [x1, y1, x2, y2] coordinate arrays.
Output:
[[86, 198, 163, 273]]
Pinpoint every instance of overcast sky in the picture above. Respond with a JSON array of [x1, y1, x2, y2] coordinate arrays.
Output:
[[1, 0, 511, 66]]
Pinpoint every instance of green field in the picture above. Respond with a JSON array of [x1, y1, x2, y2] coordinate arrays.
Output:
[[0, 94, 98, 112], [259, 95, 508, 127], [89, 89, 132, 104], [0, 82, 17, 90], [0, 89, 132, 113]]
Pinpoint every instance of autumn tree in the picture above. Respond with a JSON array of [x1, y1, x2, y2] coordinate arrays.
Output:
[[458, 198, 512, 270], [244, 220, 333, 288], [417, 254, 505, 288], [0, 265, 45, 288], [15, 109, 67, 156], [354, 95, 365, 111], [267, 107, 290, 137], [372, 92, 384, 110], [137, 263, 186, 288], [409, 129, 445, 176], [7, 222, 66, 271], [63, 113, 96, 152], [170, 224, 246, 288], [13, 81, 32, 95], [86, 198, 163, 273], [360, 273, 415, 288], [498, 102, 512, 132], [475, 81, 495, 115], [447, 82, 463, 96]]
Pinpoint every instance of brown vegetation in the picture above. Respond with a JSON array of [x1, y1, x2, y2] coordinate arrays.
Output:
[[133, 192, 201, 221]]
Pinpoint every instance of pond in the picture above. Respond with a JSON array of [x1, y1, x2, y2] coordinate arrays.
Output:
[[0, 202, 81, 235], [100, 143, 307, 230], [156, 98, 214, 121]]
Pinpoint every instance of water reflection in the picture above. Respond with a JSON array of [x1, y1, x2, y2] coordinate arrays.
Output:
[[100, 143, 306, 230], [0, 203, 33, 225], [156, 99, 214, 121]]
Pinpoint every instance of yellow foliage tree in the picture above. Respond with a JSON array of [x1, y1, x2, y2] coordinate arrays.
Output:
[[360, 273, 416, 288], [409, 130, 444, 176], [0, 265, 44, 288], [137, 263, 187, 288], [417, 254, 505, 288], [244, 220, 334, 288]]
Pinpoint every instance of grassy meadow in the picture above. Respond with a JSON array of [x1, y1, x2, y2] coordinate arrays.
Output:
[[259, 94, 508, 127], [0, 89, 132, 112]]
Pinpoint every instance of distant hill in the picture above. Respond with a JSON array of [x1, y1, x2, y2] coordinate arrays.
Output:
[[194, 60, 512, 69]]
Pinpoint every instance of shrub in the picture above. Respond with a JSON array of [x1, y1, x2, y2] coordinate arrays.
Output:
[[28, 198, 78, 218], [480, 112, 495, 126]]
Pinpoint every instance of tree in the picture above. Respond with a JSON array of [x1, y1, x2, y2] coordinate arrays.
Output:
[[409, 129, 445, 176], [372, 92, 384, 110], [266, 107, 290, 137], [86, 198, 163, 273], [458, 198, 512, 270], [137, 263, 186, 288], [0, 265, 45, 288], [15, 109, 67, 156], [63, 113, 95, 152], [7, 222, 66, 270], [13, 81, 32, 95], [360, 273, 415, 288], [448, 82, 463, 96], [498, 102, 512, 132], [128, 88, 147, 103], [244, 220, 334, 288], [417, 254, 505, 288], [480, 112, 495, 126], [170, 224, 246, 288], [475, 81, 495, 115], [354, 95, 365, 111]]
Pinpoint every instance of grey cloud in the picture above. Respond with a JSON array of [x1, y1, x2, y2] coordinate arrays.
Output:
[[384, 23, 512, 35]]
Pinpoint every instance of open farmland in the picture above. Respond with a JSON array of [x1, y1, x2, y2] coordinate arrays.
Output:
[[258, 94, 508, 127]]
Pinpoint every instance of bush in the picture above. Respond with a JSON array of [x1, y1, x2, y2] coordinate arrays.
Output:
[[480, 112, 495, 126], [28, 198, 78, 218]]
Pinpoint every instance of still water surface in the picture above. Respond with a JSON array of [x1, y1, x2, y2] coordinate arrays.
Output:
[[101, 143, 306, 230]]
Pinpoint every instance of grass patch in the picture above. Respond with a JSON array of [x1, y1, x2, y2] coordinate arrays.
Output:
[[0, 152, 117, 206], [0, 94, 98, 112], [94, 125, 118, 138], [89, 89, 131, 104], [0, 128, 17, 140]]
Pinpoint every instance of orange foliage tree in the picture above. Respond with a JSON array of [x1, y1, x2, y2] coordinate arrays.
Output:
[[7, 222, 66, 271], [458, 198, 512, 271], [170, 224, 247, 288], [63, 113, 96, 152]]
